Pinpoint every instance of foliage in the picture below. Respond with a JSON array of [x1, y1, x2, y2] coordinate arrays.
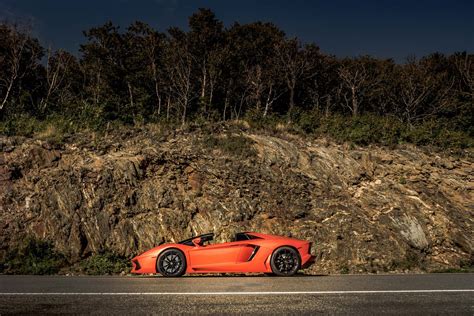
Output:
[[79, 251, 130, 275], [339, 265, 350, 274], [202, 133, 257, 158], [0, 10, 472, 149], [430, 259, 473, 273], [0, 238, 66, 275], [430, 267, 474, 273], [291, 111, 473, 149], [389, 250, 425, 271]]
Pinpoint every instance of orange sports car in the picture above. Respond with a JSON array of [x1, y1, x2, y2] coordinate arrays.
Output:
[[131, 232, 315, 277]]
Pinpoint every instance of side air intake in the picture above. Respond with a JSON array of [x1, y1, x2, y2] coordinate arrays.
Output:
[[247, 246, 260, 261]]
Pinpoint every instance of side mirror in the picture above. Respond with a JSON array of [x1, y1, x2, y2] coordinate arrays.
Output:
[[192, 237, 202, 247]]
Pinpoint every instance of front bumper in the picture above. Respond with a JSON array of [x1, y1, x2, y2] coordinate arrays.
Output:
[[131, 255, 157, 274]]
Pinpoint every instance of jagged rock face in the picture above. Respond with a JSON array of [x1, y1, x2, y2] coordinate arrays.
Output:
[[0, 129, 473, 274]]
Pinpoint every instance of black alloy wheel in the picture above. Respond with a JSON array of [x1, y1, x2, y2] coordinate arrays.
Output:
[[270, 246, 301, 276], [157, 249, 186, 277]]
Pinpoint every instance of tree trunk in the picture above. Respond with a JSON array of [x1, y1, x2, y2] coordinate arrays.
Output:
[[223, 93, 228, 121], [94, 70, 101, 106], [0, 77, 15, 111], [127, 82, 134, 110], [181, 99, 187, 126], [255, 84, 262, 111], [351, 86, 358, 116], [201, 66, 207, 100], [201, 62, 207, 114], [166, 95, 171, 120], [150, 59, 161, 116], [263, 85, 273, 117], [325, 95, 331, 117], [207, 83, 214, 120], [154, 78, 161, 115], [237, 93, 246, 120], [288, 85, 295, 117]]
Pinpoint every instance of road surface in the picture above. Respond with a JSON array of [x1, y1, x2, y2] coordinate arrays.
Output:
[[0, 274, 473, 314]]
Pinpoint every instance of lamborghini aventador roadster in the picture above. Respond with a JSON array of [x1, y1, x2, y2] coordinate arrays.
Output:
[[131, 232, 315, 277]]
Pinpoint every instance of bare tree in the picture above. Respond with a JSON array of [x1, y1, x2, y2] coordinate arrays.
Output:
[[308, 78, 334, 116], [243, 63, 285, 118], [338, 59, 371, 117], [275, 38, 312, 116], [222, 78, 232, 121], [454, 53, 474, 101], [0, 23, 41, 112], [166, 40, 196, 125], [206, 48, 226, 117], [149, 41, 162, 115], [305, 54, 339, 116], [39, 48, 71, 112], [263, 82, 283, 117], [245, 64, 264, 111], [261, 62, 285, 117], [392, 59, 453, 126]]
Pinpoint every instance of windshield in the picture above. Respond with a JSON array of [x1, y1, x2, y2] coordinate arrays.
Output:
[[178, 233, 214, 246]]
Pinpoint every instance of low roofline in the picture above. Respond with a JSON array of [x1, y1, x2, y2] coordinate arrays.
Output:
[[178, 232, 214, 244]]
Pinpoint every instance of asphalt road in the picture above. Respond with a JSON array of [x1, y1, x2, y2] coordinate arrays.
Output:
[[0, 274, 473, 315]]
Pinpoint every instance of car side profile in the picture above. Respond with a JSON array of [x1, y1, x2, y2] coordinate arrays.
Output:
[[131, 232, 315, 277]]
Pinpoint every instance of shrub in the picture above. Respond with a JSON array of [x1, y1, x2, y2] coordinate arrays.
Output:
[[202, 133, 257, 158], [0, 114, 42, 137], [79, 251, 129, 275], [340, 265, 350, 274], [389, 249, 425, 271], [0, 238, 66, 275], [1, 109, 472, 150], [291, 111, 473, 149]]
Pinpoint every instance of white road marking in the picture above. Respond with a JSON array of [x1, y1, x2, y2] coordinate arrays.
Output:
[[0, 290, 473, 295]]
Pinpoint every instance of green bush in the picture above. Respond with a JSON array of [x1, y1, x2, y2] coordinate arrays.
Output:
[[79, 251, 129, 275], [245, 109, 281, 131], [0, 238, 66, 275], [1, 109, 472, 150], [0, 114, 42, 137], [291, 111, 473, 149], [430, 259, 473, 273], [202, 133, 257, 158], [340, 265, 350, 274], [389, 249, 425, 271]]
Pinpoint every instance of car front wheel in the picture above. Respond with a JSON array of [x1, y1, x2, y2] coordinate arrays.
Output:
[[156, 249, 186, 277]]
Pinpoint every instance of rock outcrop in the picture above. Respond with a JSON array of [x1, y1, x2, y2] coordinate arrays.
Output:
[[1, 126, 472, 274]]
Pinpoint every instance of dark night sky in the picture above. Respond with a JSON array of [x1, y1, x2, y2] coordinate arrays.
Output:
[[1, 0, 473, 62]]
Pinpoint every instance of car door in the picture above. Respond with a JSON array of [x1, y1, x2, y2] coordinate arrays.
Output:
[[188, 241, 248, 272]]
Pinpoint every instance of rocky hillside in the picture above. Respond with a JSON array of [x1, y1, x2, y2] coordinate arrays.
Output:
[[1, 124, 473, 274]]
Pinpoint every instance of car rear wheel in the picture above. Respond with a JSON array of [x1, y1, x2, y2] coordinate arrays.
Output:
[[270, 246, 300, 276], [157, 249, 186, 277]]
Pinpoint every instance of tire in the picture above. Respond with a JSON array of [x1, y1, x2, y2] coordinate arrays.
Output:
[[156, 249, 187, 277], [270, 246, 301, 276]]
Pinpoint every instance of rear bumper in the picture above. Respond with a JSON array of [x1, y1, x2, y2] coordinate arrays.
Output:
[[301, 254, 316, 269]]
